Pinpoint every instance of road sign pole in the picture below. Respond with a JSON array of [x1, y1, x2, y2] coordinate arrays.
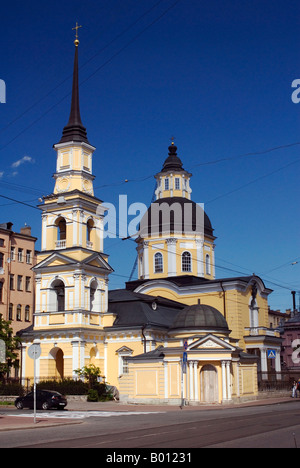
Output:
[[33, 355, 36, 424], [28, 344, 41, 425]]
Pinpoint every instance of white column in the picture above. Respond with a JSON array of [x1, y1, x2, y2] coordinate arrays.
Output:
[[72, 209, 78, 246], [275, 350, 281, 379], [166, 238, 177, 277], [73, 272, 80, 310], [261, 347, 268, 380], [221, 361, 227, 401], [41, 213, 47, 251], [80, 340, 86, 368], [226, 361, 232, 401], [72, 340, 79, 377], [212, 245, 216, 279], [196, 239, 204, 277], [236, 363, 240, 397], [193, 361, 199, 401], [35, 277, 41, 314], [189, 361, 194, 400], [143, 241, 149, 279]]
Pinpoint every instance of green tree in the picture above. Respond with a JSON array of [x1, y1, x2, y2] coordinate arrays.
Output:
[[0, 314, 21, 378], [74, 364, 102, 389]]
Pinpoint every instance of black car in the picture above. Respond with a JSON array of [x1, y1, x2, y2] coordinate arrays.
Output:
[[15, 390, 67, 410]]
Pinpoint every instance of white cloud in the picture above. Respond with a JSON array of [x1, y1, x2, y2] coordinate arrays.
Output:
[[11, 155, 34, 168], [0, 172, 3, 178]]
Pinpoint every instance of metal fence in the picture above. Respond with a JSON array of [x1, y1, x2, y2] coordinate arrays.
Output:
[[258, 371, 299, 392]]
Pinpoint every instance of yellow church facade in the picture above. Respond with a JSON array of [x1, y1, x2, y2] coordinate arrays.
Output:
[[20, 37, 281, 405]]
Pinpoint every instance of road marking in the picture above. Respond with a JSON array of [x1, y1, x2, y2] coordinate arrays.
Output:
[[8, 410, 165, 420]]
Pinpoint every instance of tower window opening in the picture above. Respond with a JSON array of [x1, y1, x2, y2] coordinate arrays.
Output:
[[154, 252, 163, 273], [182, 251, 192, 272], [205, 254, 211, 275]]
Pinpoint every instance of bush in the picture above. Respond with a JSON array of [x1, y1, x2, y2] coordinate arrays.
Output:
[[0, 382, 24, 396], [36, 378, 88, 395], [87, 389, 99, 402]]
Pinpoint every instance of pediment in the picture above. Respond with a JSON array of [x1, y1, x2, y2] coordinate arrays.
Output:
[[188, 334, 236, 352], [34, 252, 114, 273], [83, 253, 114, 272], [34, 252, 78, 270]]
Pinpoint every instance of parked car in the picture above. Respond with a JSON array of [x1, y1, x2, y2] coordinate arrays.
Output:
[[15, 390, 67, 410]]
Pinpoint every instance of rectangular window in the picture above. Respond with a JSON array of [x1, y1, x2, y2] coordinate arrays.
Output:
[[26, 250, 31, 264], [25, 276, 31, 292], [0, 239, 4, 247], [122, 357, 129, 375], [18, 248, 23, 262], [9, 304, 13, 320], [175, 178, 180, 190], [10, 247, 15, 261], [0, 252, 3, 269], [17, 275, 23, 291], [0, 282, 3, 302], [10, 274, 14, 290], [164, 178, 169, 190]]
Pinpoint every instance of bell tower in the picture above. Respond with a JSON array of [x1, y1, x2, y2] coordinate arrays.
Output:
[[28, 29, 114, 380]]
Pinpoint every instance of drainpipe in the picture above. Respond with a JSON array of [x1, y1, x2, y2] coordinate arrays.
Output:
[[220, 282, 226, 321], [141, 324, 147, 354]]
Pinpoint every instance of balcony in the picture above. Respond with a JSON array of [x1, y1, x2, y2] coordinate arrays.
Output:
[[244, 327, 280, 338], [55, 240, 66, 249]]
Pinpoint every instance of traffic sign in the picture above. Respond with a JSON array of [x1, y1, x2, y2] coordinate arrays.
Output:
[[183, 351, 187, 363], [184, 340, 188, 351], [28, 344, 41, 360], [267, 349, 276, 359]]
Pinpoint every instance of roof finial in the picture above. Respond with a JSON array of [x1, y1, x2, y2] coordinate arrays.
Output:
[[72, 22, 82, 47]]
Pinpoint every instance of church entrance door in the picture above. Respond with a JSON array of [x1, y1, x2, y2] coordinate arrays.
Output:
[[201, 365, 218, 403]]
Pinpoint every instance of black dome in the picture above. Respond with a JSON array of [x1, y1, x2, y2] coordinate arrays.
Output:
[[161, 144, 184, 172], [171, 304, 229, 331], [139, 197, 214, 238]]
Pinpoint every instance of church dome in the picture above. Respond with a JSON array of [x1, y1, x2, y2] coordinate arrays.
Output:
[[171, 303, 229, 331], [161, 143, 184, 172], [139, 197, 214, 238]]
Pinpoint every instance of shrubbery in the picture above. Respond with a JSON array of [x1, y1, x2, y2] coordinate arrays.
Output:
[[0, 382, 24, 396]]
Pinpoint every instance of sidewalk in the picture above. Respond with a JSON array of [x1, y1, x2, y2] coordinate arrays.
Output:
[[0, 395, 296, 432]]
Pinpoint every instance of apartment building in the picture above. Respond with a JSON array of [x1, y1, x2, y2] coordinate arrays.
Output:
[[0, 222, 37, 339]]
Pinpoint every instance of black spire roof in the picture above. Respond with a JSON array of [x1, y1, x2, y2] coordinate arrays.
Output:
[[161, 142, 184, 173], [58, 43, 90, 145]]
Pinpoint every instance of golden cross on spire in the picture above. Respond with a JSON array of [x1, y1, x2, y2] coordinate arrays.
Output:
[[72, 22, 82, 46]]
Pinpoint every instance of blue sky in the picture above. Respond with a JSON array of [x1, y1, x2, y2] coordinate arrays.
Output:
[[0, 0, 299, 311]]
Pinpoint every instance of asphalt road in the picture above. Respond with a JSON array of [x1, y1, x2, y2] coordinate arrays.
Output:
[[1, 400, 300, 449]]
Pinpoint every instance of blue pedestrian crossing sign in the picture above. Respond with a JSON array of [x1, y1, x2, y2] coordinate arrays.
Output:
[[267, 349, 276, 359]]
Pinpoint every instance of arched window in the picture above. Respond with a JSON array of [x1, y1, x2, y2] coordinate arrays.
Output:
[[16, 304, 22, 321], [51, 279, 65, 312], [57, 218, 66, 240], [90, 279, 97, 312], [205, 254, 211, 275], [55, 217, 67, 249], [87, 218, 94, 246], [25, 305, 30, 322], [154, 252, 163, 273], [9, 303, 13, 320], [182, 251, 192, 272]]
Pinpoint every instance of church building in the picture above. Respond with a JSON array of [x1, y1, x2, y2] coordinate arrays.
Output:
[[20, 35, 282, 405]]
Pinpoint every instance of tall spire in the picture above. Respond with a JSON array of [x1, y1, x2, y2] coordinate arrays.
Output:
[[59, 24, 90, 145]]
